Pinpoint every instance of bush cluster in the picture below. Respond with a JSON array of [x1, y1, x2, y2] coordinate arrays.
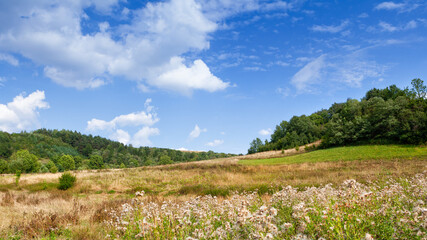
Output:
[[58, 172, 76, 190]]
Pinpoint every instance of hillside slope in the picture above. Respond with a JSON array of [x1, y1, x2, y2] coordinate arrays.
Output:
[[240, 144, 427, 165], [0, 129, 235, 173]]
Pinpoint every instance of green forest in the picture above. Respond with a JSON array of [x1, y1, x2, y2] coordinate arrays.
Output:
[[0, 129, 235, 174], [248, 78, 427, 153]]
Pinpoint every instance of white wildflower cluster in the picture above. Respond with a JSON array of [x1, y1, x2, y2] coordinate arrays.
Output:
[[103, 174, 427, 239]]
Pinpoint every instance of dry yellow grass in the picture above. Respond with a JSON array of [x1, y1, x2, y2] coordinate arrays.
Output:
[[2, 158, 426, 196], [0, 145, 426, 239]]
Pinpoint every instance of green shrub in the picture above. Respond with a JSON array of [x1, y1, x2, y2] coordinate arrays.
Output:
[[0, 159, 8, 173], [15, 170, 21, 186], [9, 150, 40, 173], [50, 165, 58, 173], [58, 172, 76, 190], [89, 155, 104, 169], [58, 155, 75, 171], [40, 165, 49, 173]]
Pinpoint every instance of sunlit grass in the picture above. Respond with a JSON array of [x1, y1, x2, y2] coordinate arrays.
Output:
[[0, 144, 426, 239], [239, 145, 427, 165]]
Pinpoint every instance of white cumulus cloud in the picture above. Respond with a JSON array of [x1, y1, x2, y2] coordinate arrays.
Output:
[[132, 126, 160, 146], [86, 119, 115, 132], [87, 98, 160, 146], [0, 90, 49, 132], [152, 57, 229, 96], [0, 0, 230, 95], [189, 124, 207, 140], [110, 129, 131, 145], [259, 128, 272, 136], [87, 99, 158, 131], [206, 139, 224, 147]]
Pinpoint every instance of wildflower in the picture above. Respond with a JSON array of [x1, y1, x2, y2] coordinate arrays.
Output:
[[269, 207, 278, 216], [364, 233, 374, 240], [283, 223, 292, 229]]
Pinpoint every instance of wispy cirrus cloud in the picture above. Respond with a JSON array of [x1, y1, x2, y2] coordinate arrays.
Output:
[[311, 20, 350, 33], [290, 52, 387, 94], [374, 1, 420, 12], [375, 1, 405, 10], [0, 76, 6, 86], [0, 53, 19, 66], [373, 20, 418, 32], [291, 55, 326, 93]]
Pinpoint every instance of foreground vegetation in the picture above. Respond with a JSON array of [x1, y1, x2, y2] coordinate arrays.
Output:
[[103, 175, 427, 239], [0, 143, 426, 239], [241, 144, 427, 165], [0, 164, 425, 239]]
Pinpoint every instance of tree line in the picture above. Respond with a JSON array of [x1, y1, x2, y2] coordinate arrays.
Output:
[[248, 78, 427, 154], [0, 129, 235, 174]]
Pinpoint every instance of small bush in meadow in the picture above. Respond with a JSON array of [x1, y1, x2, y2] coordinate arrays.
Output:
[[58, 172, 76, 190], [15, 171, 21, 186]]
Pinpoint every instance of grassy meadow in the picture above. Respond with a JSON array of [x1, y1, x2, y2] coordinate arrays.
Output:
[[239, 144, 427, 165], [0, 144, 426, 239]]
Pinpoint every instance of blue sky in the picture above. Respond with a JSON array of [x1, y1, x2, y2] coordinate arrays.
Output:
[[0, 0, 426, 154]]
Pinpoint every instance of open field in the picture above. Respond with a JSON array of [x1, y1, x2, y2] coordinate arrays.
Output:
[[0, 144, 426, 239], [240, 144, 427, 165]]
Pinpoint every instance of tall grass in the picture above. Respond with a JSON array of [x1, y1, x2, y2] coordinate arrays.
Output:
[[0, 144, 426, 239], [102, 174, 427, 239]]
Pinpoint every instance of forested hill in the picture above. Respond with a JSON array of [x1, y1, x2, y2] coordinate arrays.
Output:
[[248, 78, 427, 154], [0, 129, 235, 174]]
